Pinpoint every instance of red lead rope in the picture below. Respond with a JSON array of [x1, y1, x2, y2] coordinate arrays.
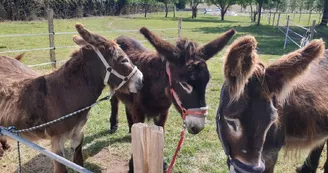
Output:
[[165, 62, 208, 173]]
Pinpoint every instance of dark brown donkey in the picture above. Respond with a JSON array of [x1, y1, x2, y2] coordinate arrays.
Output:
[[216, 36, 326, 173], [0, 24, 143, 173], [109, 27, 236, 134]]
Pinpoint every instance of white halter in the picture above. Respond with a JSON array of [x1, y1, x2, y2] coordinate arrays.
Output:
[[91, 46, 138, 90]]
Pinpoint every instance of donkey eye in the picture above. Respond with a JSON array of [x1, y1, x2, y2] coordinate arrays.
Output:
[[179, 82, 193, 93], [121, 59, 129, 63], [225, 118, 240, 132]]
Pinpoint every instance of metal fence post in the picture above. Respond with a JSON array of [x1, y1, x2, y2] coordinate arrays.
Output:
[[47, 9, 56, 69], [178, 18, 182, 39], [284, 15, 290, 49]]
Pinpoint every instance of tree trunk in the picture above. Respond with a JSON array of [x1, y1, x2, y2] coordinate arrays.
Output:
[[250, 4, 253, 22], [257, 1, 262, 26], [164, 3, 168, 17], [221, 8, 226, 20], [192, 6, 197, 18], [253, 11, 258, 22], [308, 10, 312, 25], [144, 4, 147, 17], [320, 0, 328, 25]]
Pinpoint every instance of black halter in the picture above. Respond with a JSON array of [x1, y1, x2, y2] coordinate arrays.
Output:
[[216, 88, 265, 173]]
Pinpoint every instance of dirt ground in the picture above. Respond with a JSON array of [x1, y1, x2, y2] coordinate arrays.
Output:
[[0, 140, 130, 173]]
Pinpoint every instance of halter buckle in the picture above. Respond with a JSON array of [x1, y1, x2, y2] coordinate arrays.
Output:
[[106, 67, 113, 72]]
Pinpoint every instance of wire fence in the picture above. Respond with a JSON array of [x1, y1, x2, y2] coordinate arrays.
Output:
[[0, 10, 183, 172], [0, 10, 182, 69], [271, 13, 317, 49]]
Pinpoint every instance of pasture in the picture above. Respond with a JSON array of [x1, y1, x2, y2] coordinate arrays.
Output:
[[0, 11, 328, 173]]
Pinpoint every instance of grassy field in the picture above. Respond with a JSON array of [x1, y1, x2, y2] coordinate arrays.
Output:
[[0, 11, 328, 173]]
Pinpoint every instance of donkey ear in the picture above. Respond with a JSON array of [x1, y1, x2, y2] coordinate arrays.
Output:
[[75, 23, 108, 46], [265, 39, 325, 98], [197, 29, 236, 61], [140, 27, 181, 64], [73, 35, 89, 46], [224, 35, 258, 101], [14, 53, 25, 61]]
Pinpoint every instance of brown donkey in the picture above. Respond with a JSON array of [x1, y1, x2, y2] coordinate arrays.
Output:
[[216, 36, 326, 173], [109, 27, 236, 134], [0, 24, 143, 173]]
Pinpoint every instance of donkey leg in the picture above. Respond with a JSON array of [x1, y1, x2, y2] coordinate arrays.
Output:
[[296, 143, 324, 173], [125, 106, 133, 133], [51, 136, 67, 173], [109, 95, 119, 134], [154, 110, 169, 128], [71, 128, 84, 166], [0, 137, 10, 157], [131, 107, 145, 124]]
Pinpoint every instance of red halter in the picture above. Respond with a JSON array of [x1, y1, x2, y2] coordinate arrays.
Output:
[[165, 62, 208, 120], [166, 62, 208, 173]]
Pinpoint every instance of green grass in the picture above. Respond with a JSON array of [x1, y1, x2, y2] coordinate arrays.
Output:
[[0, 11, 328, 173]]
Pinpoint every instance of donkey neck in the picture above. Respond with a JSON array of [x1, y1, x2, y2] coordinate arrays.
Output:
[[45, 53, 105, 107]]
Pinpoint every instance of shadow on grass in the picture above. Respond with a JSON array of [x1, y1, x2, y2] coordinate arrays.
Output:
[[14, 154, 102, 173], [15, 130, 131, 173], [83, 130, 131, 159]]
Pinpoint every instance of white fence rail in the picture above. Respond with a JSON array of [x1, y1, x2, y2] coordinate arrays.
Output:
[[272, 13, 317, 49]]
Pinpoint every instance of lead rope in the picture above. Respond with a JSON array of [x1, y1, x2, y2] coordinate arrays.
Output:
[[166, 113, 186, 173], [166, 62, 186, 173]]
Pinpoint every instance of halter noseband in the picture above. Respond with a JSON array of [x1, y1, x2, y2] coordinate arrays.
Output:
[[92, 46, 138, 90], [166, 62, 208, 120]]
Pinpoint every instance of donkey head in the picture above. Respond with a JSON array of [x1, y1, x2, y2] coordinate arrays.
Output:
[[73, 24, 143, 94], [140, 27, 236, 134], [217, 36, 325, 172]]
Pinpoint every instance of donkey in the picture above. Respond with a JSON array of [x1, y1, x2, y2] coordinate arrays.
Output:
[[216, 35, 326, 173], [0, 23, 143, 173], [109, 27, 236, 134], [297, 141, 328, 173]]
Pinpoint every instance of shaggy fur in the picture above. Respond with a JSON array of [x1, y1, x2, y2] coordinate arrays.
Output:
[[224, 35, 259, 102], [0, 24, 141, 173], [110, 28, 236, 133], [217, 37, 326, 173]]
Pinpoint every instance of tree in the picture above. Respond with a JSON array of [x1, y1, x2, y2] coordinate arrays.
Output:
[[320, 0, 328, 25], [256, 0, 268, 25], [190, 0, 203, 18], [208, 0, 237, 20]]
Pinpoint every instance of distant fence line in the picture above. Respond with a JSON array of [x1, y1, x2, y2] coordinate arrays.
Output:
[[267, 12, 317, 49], [0, 9, 182, 68]]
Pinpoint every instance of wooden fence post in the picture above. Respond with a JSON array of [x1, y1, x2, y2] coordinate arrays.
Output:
[[276, 13, 281, 27], [47, 9, 56, 68], [178, 18, 182, 39], [310, 20, 316, 41], [132, 123, 164, 173]]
